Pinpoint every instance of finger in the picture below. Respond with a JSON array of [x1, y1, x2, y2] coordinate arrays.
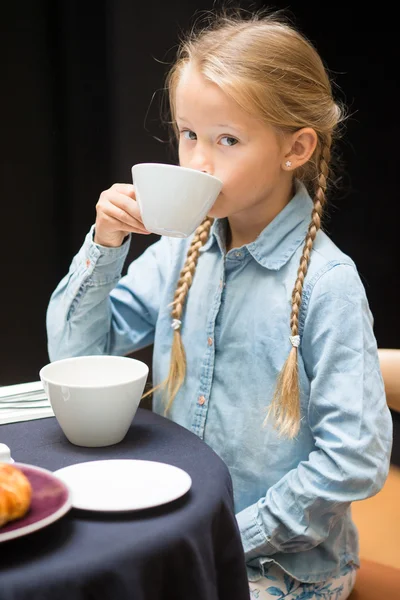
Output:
[[105, 204, 148, 232], [99, 209, 150, 235], [99, 193, 148, 230], [98, 215, 151, 235], [123, 227, 152, 235], [110, 183, 136, 199], [103, 190, 144, 223]]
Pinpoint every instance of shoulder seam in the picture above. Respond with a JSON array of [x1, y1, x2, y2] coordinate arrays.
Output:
[[299, 260, 355, 336]]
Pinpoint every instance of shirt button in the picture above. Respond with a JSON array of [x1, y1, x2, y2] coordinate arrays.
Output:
[[198, 395, 206, 406], [235, 251, 242, 258], [208, 337, 213, 346]]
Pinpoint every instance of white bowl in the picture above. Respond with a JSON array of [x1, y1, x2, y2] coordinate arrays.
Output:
[[39, 356, 149, 447]]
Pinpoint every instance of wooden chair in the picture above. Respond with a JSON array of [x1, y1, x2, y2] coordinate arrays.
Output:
[[349, 349, 400, 598]]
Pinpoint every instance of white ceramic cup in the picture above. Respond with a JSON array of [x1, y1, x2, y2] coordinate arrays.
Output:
[[39, 356, 149, 448], [131, 163, 223, 238]]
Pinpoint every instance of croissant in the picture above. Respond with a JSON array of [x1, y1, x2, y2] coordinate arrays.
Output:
[[0, 463, 32, 527]]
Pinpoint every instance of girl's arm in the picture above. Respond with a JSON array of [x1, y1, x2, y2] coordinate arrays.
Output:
[[236, 263, 393, 560], [46, 226, 171, 361]]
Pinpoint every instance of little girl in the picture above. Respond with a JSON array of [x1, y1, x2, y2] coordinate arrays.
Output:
[[46, 9, 392, 600]]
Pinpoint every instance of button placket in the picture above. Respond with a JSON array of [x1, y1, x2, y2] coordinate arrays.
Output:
[[191, 258, 225, 439]]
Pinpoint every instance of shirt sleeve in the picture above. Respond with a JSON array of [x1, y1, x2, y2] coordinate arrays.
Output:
[[46, 226, 172, 361], [236, 262, 393, 561]]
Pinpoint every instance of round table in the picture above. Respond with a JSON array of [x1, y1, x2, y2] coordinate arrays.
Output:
[[0, 408, 250, 600]]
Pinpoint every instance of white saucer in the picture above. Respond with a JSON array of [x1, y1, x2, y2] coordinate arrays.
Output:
[[53, 459, 192, 512]]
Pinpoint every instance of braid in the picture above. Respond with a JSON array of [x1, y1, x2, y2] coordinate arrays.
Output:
[[170, 219, 213, 321], [141, 217, 213, 410], [266, 135, 332, 438], [163, 217, 213, 414]]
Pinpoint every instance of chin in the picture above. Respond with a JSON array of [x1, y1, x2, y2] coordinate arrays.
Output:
[[208, 209, 226, 219], [208, 198, 229, 219]]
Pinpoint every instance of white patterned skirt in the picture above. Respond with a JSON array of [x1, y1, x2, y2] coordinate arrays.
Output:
[[249, 563, 357, 600]]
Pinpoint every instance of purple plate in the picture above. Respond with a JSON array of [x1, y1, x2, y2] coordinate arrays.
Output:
[[0, 463, 72, 542]]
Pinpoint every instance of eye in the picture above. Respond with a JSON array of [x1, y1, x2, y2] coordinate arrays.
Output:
[[220, 136, 238, 147], [181, 130, 197, 141]]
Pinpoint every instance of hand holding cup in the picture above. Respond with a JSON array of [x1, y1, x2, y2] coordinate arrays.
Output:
[[94, 183, 151, 247]]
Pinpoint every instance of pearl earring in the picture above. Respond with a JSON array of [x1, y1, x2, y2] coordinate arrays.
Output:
[[285, 160, 292, 168]]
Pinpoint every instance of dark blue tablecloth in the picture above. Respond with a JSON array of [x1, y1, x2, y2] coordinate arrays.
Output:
[[0, 408, 250, 600]]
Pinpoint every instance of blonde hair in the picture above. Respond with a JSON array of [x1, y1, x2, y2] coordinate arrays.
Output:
[[155, 8, 345, 437]]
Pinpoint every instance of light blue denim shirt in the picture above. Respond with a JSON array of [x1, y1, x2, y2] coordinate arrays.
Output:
[[46, 182, 393, 583]]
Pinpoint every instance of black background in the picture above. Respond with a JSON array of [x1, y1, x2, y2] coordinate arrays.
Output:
[[1, 0, 398, 459]]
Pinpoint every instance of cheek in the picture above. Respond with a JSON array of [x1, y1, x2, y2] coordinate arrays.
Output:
[[178, 141, 192, 167], [178, 144, 185, 165], [208, 174, 248, 218], [222, 160, 269, 199], [210, 154, 280, 217], [221, 161, 249, 191]]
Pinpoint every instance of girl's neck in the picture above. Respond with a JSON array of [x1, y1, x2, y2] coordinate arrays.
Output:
[[226, 179, 295, 252]]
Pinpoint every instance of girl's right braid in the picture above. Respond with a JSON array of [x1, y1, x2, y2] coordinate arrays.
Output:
[[163, 217, 214, 414], [266, 135, 332, 438], [170, 218, 213, 322]]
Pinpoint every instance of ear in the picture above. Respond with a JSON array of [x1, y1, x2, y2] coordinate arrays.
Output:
[[283, 128, 318, 170]]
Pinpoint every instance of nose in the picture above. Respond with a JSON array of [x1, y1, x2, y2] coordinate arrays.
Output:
[[189, 145, 213, 176]]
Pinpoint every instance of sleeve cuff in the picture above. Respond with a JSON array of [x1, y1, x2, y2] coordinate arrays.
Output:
[[90, 226, 131, 252], [236, 502, 277, 560], [77, 225, 131, 284]]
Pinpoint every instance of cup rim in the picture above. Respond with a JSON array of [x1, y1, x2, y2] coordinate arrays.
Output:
[[131, 163, 223, 186], [39, 355, 149, 389]]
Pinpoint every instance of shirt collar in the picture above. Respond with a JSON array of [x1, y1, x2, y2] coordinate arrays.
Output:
[[200, 180, 314, 270]]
